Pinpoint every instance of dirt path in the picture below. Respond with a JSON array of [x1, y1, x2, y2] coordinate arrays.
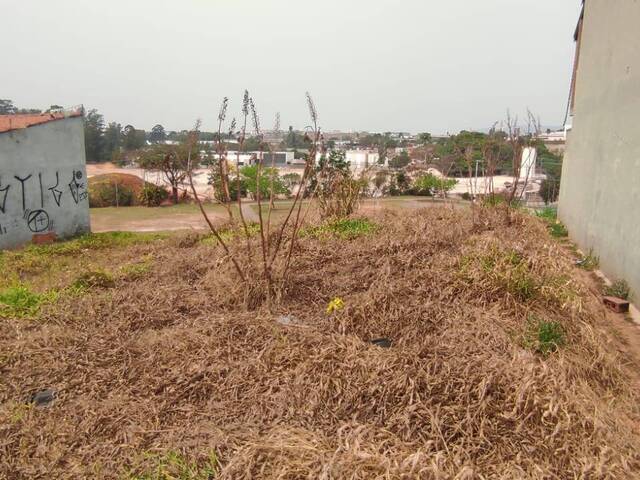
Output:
[[240, 202, 260, 223], [90, 210, 229, 233], [568, 253, 640, 390]]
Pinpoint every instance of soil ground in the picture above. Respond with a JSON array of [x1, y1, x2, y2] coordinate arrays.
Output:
[[90, 197, 455, 233]]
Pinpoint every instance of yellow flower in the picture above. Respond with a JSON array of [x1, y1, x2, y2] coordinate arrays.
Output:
[[326, 297, 345, 314]]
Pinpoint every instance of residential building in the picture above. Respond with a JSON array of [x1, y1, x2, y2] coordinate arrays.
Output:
[[558, 0, 640, 299]]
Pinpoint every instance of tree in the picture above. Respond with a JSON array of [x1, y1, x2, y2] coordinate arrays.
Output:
[[372, 171, 388, 196], [149, 124, 167, 143], [138, 142, 199, 204], [284, 126, 304, 149], [0, 99, 16, 114], [539, 177, 560, 204], [418, 132, 432, 145], [240, 165, 288, 198], [45, 105, 64, 113], [103, 122, 123, 162], [84, 109, 105, 162], [281, 172, 302, 190], [208, 160, 246, 202], [389, 150, 411, 169], [413, 173, 456, 197], [123, 125, 146, 151], [0, 99, 40, 114], [243, 136, 262, 151]]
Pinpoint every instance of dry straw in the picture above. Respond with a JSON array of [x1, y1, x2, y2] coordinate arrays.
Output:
[[1, 207, 639, 478]]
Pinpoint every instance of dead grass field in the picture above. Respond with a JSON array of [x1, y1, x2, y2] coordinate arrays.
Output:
[[2, 206, 640, 479]]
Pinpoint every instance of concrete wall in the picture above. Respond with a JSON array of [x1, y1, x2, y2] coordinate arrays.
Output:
[[0, 117, 90, 249], [558, 0, 640, 299]]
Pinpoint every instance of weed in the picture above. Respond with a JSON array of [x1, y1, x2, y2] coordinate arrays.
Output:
[[523, 317, 565, 356], [548, 222, 569, 238], [120, 257, 153, 280], [126, 450, 220, 480], [35, 231, 165, 256], [302, 218, 378, 240], [535, 207, 568, 238], [535, 206, 557, 222], [326, 297, 345, 314], [577, 250, 599, 271], [461, 247, 537, 301], [604, 279, 630, 300], [0, 232, 167, 287], [72, 269, 115, 289], [200, 223, 260, 246], [0, 285, 46, 318]]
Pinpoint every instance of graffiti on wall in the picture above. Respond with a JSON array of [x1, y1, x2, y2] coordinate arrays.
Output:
[[0, 168, 87, 236]]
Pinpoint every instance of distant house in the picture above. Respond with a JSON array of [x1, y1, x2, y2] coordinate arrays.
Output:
[[559, 0, 640, 299], [0, 109, 90, 249]]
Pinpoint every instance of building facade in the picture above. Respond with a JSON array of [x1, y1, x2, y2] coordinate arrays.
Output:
[[558, 0, 640, 299], [0, 111, 90, 249]]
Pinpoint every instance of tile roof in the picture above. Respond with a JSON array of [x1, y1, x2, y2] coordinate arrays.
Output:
[[0, 109, 83, 134]]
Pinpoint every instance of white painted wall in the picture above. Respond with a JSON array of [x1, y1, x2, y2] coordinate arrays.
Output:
[[520, 147, 537, 180], [0, 117, 90, 249], [559, 0, 640, 300]]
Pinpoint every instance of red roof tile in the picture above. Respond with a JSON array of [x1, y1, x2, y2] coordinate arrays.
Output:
[[0, 110, 83, 134]]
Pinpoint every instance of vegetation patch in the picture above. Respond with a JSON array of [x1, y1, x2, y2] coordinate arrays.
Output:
[[72, 269, 115, 289], [522, 316, 566, 356], [125, 451, 220, 480], [0, 284, 55, 318], [577, 250, 599, 271], [460, 246, 538, 301], [301, 218, 378, 240], [535, 207, 568, 238], [119, 256, 154, 280], [604, 279, 630, 300], [200, 223, 261, 246]]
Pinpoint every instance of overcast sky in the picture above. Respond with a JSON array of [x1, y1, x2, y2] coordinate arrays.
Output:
[[3, 0, 581, 134]]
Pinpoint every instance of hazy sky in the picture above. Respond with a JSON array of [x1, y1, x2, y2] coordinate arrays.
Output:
[[4, 0, 581, 134]]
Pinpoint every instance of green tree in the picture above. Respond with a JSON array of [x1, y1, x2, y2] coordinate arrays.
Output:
[[285, 126, 304, 149], [0, 99, 16, 114], [84, 109, 105, 162], [103, 122, 122, 162], [208, 160, 246, 202], [123, 125, 146, 151], [149, 124, 167, 143], [413, 173, 456, 197], [138, 142, 199, 204], [240, 165, 288, 198], [281, 172, 302, 190], [45, 105, 64, 113], [0, 99, 40, 114], [418, 132, 432, 145], [389, 150, 411, 169], [243, 136, 263, 151]]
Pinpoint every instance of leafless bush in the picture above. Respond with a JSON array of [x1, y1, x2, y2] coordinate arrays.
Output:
[[187, 91, 323, 310]]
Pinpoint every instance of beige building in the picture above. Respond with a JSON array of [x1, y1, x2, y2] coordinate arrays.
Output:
[[559, 1, 640, 299]]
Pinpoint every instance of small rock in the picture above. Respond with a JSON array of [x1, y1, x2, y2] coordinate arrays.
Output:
[[30, 389, 56, 407], [277, 315, 296, 326], [370, 338, 392, 348]]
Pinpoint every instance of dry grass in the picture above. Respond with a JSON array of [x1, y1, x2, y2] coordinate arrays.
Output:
[[1, 206, 640, 479]]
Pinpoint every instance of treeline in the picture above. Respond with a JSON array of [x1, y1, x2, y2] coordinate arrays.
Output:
[[430, 130, 563, 202]]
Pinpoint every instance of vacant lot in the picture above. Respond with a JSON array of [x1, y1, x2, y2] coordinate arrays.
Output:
[[2, 206, 640, 478]]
